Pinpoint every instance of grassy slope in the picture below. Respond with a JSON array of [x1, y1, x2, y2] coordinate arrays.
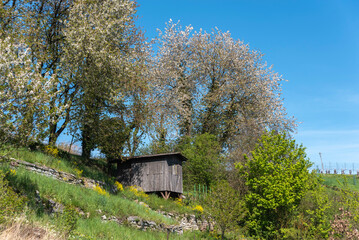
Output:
[[1, 147, 214, 240], [322, 174, 359, 191]]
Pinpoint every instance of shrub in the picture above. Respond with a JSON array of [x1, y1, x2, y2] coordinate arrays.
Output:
[[59, 205, 78, 237], [237, 131, 314, 239], [295, 184, 332, 239], [203, 180, 246, 240], [114, 181, 124, 192], [44, 145, 59, 158], [0, 170, 25, 223], [178, 133, 224, 189]]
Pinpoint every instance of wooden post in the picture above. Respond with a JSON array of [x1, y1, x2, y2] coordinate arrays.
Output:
[[161, 191, 170, 200]]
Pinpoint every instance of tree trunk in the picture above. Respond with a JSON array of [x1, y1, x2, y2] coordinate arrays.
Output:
[[81, 123, 92, 159], [48, 122, 57, 145]]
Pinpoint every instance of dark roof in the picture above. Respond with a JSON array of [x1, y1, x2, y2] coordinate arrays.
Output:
[[112, 152, 187, 163]]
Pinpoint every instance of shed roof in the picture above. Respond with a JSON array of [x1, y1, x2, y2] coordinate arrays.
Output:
[[122, 152, 187, 162]]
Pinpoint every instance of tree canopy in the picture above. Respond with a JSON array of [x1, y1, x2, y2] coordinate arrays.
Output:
[[0, 2, 295, 164]]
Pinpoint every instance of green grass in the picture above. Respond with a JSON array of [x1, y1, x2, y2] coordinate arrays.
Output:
[[4, 147, 110, 182], [321, 174, 359, 192], [0, 165, 217, 239], [2, 146, 197, 215], [2, 166, 177, 225], [0, 146, 216, 239]]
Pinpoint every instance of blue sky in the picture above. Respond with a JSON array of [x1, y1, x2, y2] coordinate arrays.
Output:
[[136, 0, 359, 170]]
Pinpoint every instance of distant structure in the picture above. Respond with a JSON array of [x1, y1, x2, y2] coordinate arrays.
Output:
[[114, 152, 187, 199]]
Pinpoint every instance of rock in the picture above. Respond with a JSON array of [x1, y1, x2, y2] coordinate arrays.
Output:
[[47, 199, 64, 213], [127, 216, 140, 223], [101, 215, 107, 220]]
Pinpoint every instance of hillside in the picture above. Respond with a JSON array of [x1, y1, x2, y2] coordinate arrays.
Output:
[[0, 147, 229, 240]]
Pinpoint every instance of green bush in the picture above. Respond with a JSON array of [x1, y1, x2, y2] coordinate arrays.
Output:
[[237, 131, 314, 239], [59, 204, 79, 237], [0, 169, 25, 223], [203, 180, 247, 240], [178, 133, 224, 189], [291, 184, 332, 239]]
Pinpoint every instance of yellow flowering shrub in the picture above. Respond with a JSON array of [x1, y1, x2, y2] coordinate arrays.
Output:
[[74, 168, 83, 178], [129, 185, 149, 199], [193, 205, 204, 213], [114, 181, 124, 191], [44, 145, 59, 158], [93, 184, 109, 197]]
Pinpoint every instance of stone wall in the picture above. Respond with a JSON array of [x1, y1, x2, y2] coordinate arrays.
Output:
[[9, 158, 106, 190]]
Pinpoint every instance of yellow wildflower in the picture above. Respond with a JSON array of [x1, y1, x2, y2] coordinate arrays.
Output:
[[115, 181, 124, 191], [192, 205, 204, 213]]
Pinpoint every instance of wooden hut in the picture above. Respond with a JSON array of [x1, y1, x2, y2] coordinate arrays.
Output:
[[115, 152, 187, 199]]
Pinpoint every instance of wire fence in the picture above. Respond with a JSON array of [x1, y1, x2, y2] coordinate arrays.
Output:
[[312, 162, 359, 176], [183, 184, 211, 200]]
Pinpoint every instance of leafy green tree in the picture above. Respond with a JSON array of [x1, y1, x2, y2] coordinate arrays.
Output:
[[204, 180, 246, 240], [236, 131, 313, 239], [62, 0, 148, 159], [178, 133, 224, 188]]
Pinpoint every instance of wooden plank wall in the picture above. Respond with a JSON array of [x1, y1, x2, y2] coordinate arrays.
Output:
[[117, 155, 184, 194]]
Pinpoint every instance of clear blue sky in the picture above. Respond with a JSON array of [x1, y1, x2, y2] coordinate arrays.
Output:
[[136, 0, 359, 170]]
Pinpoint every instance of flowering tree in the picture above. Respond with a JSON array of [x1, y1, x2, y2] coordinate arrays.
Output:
[[150, 21, 296, 153], [150, 20, 198, 141], [62, 0, 148, 158], [0, 37, 56, 157], [1, 0, 149, 160]]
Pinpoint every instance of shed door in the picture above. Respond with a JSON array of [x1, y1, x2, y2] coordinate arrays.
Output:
[[150, 161, 164, 191]]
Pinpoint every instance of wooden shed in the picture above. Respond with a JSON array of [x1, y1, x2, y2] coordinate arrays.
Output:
[[115, 152, 187, 199]]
